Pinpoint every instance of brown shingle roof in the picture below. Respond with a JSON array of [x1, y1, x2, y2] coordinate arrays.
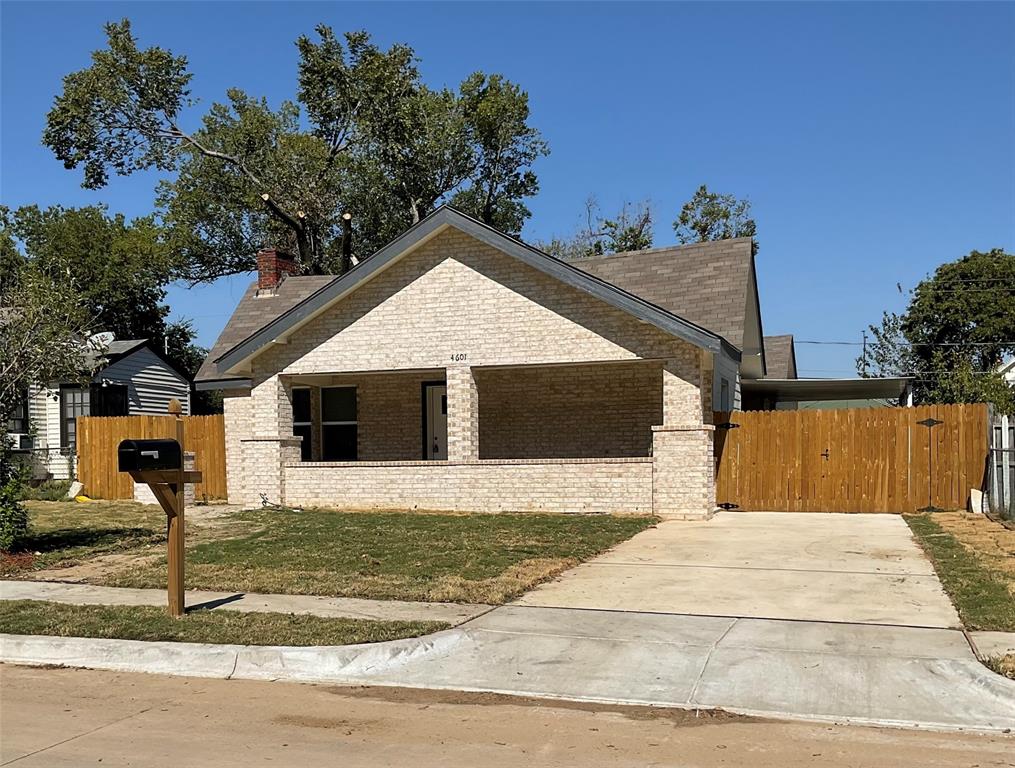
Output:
[[198, 232, 756, 384], [763, 334, 797, 379], [195, 276, 335, 383], [572, 238, 755, 349]]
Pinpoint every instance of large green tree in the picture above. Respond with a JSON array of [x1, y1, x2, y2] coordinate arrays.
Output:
[[858, 248, 1015, 411], [0, 227, 93, 549], [44, 21, 548, 280], [4, 205, 203, 383], [538, 198, 653, 260], [673, 184, 758, 255]]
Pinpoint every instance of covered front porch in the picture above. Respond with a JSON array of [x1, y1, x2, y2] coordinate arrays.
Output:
[[249, 358, 714, 516]]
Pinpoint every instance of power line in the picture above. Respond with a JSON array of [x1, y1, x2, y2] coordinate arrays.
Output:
[[796, 340, 1015, 347]]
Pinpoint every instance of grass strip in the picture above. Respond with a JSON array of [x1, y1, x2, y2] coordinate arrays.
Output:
[[905, 513, 1015, 632], [0, 600, 447, 646]]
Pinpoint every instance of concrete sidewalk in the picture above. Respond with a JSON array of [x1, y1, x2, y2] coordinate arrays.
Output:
[[4, 605, 1014, 732], [0, 580, 490, 625]]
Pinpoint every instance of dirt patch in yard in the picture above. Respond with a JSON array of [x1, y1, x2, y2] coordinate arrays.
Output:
[[905, 511, 1015, 633], [28, 551, 164, 583], [4, 501, 259, 584], [931, 512, 1015, 585]]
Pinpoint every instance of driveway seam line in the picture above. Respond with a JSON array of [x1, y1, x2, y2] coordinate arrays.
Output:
[[577, 562, 940, 578], [468, 627, 717, 648], [507, 603, 959, 631]]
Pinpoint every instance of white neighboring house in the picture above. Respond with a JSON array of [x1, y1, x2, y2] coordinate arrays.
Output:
[[7, 339, 192, 481], [990, 358, 1015, 515]]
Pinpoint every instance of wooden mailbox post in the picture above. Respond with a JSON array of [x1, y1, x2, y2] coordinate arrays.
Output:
[[117, 399, 201, 617]]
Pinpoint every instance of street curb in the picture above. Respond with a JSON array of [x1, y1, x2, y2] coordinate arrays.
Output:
[[3, 631, 1014, 734], [0, 630, 469, 683]]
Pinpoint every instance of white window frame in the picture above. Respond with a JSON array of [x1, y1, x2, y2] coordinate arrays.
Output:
[[291, 385, 313, 461]]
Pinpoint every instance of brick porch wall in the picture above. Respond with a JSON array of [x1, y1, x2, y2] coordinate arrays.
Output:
[[476, 361, 661, 459], [283, 458, 653, 515]]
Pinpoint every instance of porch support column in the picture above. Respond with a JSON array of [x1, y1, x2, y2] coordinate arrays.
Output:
[[239, 374, 301, 507], [446, 365, 479, 461], [652, 356, 716, 520]]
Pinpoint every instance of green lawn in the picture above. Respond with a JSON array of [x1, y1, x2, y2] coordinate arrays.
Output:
[[905, 513, 1015, 632], [0, 501, 165, 576], [107, 508, 656, 604], [0, 599, 446, 646]]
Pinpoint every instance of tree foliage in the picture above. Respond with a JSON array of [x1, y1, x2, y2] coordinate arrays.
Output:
[[45, 21, 548, 280], [859, 249, 1015, 412], [3, 204, 205, 385], [0, 227, 94, 550], [673, 184, 758, 255], [538, 198, 653, 260]]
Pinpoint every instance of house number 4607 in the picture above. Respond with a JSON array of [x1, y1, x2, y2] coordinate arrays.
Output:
[[450, 353, 468, 362]]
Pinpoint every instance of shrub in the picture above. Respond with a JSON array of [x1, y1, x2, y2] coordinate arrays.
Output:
[[20, 479, 72, 502], [0, 442, 30, 551]]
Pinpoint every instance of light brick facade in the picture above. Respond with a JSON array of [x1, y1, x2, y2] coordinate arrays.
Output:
[[222, 227, 718, 518], [476, 362, 662, 459], [284, 458, 653, 515]]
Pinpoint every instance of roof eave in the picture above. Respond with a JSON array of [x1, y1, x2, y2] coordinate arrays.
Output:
[[194, 377, 252, 392]]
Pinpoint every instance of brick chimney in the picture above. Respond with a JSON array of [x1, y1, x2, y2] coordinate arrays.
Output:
[[256, 248, 297, 294]]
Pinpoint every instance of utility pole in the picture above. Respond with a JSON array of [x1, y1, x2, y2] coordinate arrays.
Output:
[[861, 330, 868, 377]]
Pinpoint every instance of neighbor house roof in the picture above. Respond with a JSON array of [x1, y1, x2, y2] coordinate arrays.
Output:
[[85, 338, 148, 367], [86, 339, 192, 384], [572, 238, 757, 351], [763, 334, 797, 379], [197, 207, 739, 388]]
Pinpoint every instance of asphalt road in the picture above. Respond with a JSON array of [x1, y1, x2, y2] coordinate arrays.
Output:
[[1, 665, 1010, 767]]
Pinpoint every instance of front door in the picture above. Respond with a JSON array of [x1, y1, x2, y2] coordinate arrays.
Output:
[[424, 384, 448, 460]]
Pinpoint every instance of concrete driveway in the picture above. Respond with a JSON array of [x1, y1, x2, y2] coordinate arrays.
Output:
[[515, 511, 961, 628]]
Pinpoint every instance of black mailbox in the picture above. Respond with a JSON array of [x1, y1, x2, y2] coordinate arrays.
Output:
[[118, 439, 183, 472]]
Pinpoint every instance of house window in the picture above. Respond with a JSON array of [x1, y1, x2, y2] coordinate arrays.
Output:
[[7, 391, 29, 433], [720, 379, 731, 411], [60, 385, 91, 450], [90, 382, 129, 417], [292, 387, 312, 462], [321, 386, 357, 461]]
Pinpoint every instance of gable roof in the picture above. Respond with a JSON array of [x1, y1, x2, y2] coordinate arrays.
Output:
[[573, 238, 757, 350], [763, 335, 797, 379], [199, 207, 738, 385], [194, 276, 334, 386], [85, 338, 147, 367], [84, 339, 192, 384]]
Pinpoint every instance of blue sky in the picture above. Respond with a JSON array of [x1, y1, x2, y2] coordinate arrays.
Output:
[[2, 1, 1013, 376]]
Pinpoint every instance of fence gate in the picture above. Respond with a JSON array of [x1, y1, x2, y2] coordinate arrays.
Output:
[[76, 414, 227, 501], [713, 404, 989, 513]]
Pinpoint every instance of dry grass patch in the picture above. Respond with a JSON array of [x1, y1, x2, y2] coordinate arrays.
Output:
[[1, 501, 165, 576], [984, 654, 1015, 680], [0, 599, 445, 646], [932, 512, 1015, 581], [1, 501, 260, 580], [106, 508, 656, 604], [905, 512, 1015, 631]]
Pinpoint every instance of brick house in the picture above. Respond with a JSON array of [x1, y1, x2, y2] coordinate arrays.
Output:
[[195, 207, 908, 517]]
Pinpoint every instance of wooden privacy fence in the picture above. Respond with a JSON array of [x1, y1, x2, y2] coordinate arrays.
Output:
[[76, 415, 226, 501], [714, 404, 990, 513]]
